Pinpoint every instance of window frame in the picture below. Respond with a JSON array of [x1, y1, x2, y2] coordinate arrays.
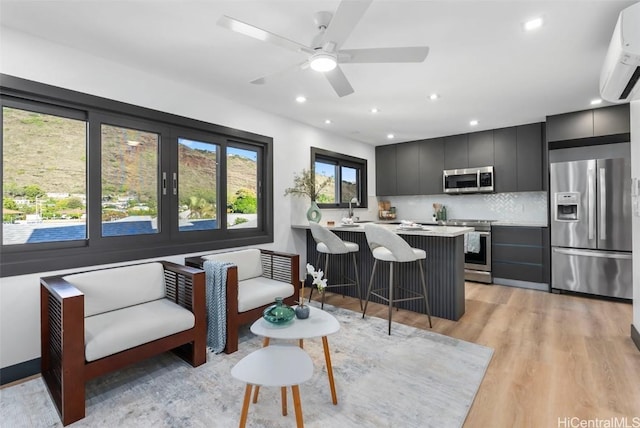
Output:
[[311, 147, 367, 209], [1, 74, 273, 277]]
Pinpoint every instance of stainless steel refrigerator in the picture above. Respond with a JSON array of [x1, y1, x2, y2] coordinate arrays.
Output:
[[550, 158, 632, 299]]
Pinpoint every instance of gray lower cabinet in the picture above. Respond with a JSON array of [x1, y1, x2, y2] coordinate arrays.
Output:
[[492, 226, 549, 289], [375, 144, 397, 195]]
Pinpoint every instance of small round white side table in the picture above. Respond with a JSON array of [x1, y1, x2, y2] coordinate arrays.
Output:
[[231, 345, 313, 428], [250, 306, 340, 405]]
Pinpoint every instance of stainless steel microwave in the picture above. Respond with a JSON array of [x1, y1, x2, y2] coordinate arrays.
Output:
[[443, 166, 494, 194]]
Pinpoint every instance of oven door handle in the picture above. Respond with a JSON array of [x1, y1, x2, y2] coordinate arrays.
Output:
[[476, 231, 490, 236]]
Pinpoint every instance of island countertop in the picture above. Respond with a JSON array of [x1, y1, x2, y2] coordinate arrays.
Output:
[[291, 223, 473, 237]]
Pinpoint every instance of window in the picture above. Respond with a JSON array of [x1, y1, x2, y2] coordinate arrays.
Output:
[[1, 75, 273, 277], [311, 147, 367, 209], [227, 145, 260, 229], [2, 104, 87, 246], [101, 124, 159, 237], [177, 137, 219, 232]]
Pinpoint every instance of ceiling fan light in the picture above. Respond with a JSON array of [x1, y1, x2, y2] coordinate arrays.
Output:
[[310, 52, 337, 72]]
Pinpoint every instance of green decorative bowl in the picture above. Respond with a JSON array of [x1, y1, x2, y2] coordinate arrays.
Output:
[[263, 297, 295, 325]]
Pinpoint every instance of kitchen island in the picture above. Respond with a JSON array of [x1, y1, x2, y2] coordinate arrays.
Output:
[[292, 223, 472, 321]]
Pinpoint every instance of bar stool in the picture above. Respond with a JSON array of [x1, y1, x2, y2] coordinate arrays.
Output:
[[231, 345, 313, 428], [308, 222, 363, 310], [362, 223, 432, 334]]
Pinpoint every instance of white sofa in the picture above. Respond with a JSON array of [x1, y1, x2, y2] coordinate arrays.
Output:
[[40, 261, 206, 426], [185, 249, 299, 353]]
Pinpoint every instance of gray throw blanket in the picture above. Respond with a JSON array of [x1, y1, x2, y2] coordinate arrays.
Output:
[[203, 260, 234, 354]]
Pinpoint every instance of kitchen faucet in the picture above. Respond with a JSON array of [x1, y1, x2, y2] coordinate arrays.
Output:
[[348, 197, 360, 219]]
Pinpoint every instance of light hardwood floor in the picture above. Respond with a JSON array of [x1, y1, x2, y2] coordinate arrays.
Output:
[[309, 283, 640, 428]]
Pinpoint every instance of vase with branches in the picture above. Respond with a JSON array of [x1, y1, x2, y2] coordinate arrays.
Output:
[[284, 168, 332, 222]]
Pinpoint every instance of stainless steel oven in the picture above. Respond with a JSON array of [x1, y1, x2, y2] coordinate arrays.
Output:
[[447, 219, 493, 284]]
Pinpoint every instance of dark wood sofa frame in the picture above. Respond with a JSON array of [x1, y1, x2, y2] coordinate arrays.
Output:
[[185, 249, 300, 354], [40, 261, 207, 426]]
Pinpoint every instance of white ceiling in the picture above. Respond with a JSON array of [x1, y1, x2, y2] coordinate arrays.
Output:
[[0, 0, 635, 145]]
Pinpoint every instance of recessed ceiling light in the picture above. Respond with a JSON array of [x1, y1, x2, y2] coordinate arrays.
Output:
[[429, 93, 439, 100], [470, 120, 479, 126], [295, 96, 307, 103], [590, 98, 602, 106], [524, 17, 543, 31], [370, 107, 379, 114], [324, 119, 332, 124], [387, 133, 395, 139]]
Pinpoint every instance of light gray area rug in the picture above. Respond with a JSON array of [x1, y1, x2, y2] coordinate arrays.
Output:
[[1, 303, 493, 427]]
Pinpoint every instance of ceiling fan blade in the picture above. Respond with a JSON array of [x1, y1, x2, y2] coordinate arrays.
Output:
[[325, 65, 354, 97], [218, 15, 314, 55], [321, 0, 373, 49], [250, 61, 310, 85], [340, 46, 430, 63]]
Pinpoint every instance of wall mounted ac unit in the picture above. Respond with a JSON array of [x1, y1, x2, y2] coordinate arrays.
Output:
[[600, 2, 640, 103]]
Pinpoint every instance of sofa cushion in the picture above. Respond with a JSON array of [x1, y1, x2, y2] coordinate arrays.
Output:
[[84, 298, 195, 362], [63, 262, 166, 317], [202, 249, 263, 281], [238, 277, 295, 313]]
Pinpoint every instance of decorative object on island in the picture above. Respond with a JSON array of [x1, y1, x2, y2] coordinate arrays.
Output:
[[296, 263, 327, 319], [284, 168, 333, 223], [432, 203, 447, 221], [378, 200, 396, 220], [263, 297, 296, 325]]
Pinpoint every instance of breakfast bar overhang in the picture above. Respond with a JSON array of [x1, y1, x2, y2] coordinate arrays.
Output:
[[293, 223, 473, 321]]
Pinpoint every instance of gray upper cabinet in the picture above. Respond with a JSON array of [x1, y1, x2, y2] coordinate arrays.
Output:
[[444, 134, 468, 169], [467, 130, 494, 168], [395, 141, 421, 195], [516, 123, 543, 192], [546, 104, 630, 142], [375, 144, 397, 196], [593, 104, 630, 136], [378, 122, 544, 196], [546, 110, 593, 142], [493, 127, 517, 193], [419, 138, 445, 195]]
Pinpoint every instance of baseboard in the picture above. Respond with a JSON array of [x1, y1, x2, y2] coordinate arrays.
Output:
[[632, 324, 640, 353], [0, 358, 40, 386], [492, 277, 549, 292]]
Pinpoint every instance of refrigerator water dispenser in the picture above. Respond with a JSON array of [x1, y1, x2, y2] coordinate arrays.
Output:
[[555, 192, 579, 221]]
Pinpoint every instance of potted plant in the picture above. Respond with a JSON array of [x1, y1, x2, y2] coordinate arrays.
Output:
[[284, 168, 332, 222]]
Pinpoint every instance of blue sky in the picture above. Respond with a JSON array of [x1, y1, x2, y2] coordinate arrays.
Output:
[[178, 138, 256, 161]]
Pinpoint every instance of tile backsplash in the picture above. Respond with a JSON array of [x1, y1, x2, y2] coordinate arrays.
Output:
[[385, 192, 548, 224]]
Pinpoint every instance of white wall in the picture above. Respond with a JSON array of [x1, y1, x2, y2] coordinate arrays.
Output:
[[0, 27, 376, 369], [631, 100, 640, 331]]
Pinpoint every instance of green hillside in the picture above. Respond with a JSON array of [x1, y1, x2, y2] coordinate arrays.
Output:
[[2, 107, 257, 201]]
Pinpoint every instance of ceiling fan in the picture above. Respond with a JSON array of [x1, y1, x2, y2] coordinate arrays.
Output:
[[217, 0, 429, 97]]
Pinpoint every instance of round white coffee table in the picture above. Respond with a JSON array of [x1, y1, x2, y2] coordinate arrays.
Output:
[[231, 345, 313, 428], [250, 306, 341, 405]]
